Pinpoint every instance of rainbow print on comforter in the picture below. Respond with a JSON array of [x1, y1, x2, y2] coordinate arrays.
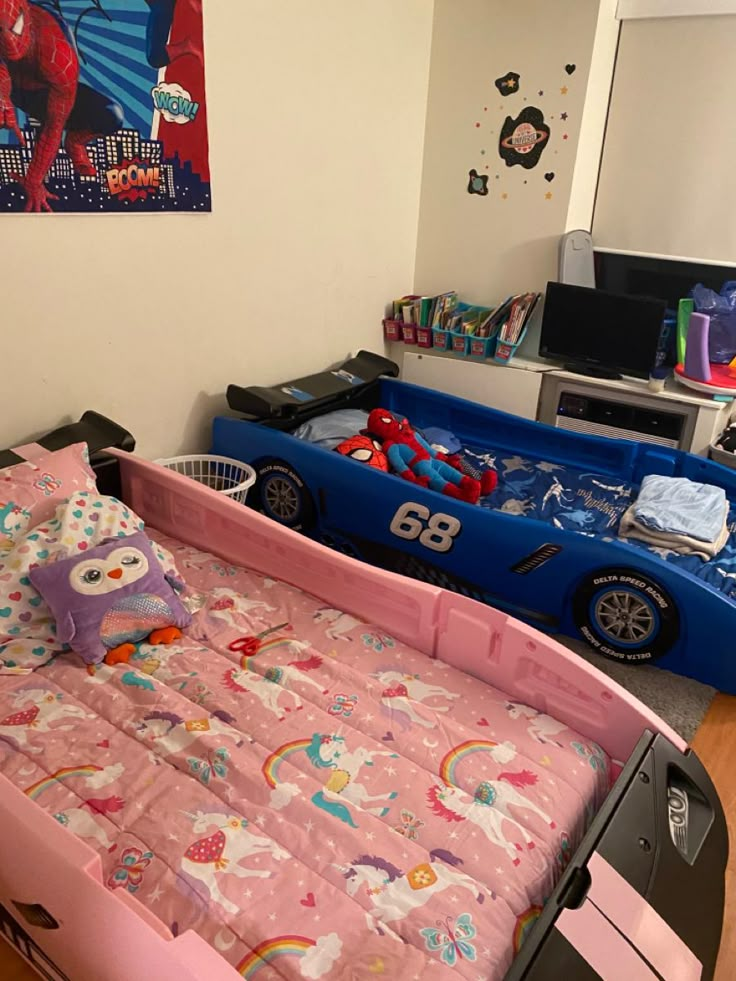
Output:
[[0, 534, 611, 980]]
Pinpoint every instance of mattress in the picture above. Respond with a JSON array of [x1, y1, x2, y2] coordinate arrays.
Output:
[[469, 445, 736, 599], [0, 533, 611, 980]]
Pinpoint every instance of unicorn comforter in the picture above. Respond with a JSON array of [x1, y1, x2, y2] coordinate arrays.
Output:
[[0, 532, 612, 980]]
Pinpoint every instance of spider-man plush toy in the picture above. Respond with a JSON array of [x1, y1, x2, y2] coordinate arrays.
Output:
[[0, 0, 123, 212], [367, 409, 497, 504]]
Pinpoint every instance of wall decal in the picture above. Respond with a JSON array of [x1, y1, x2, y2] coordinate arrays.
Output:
[[560, 112, 569, 121], [544, 172, 555, 182], [565, 64, 577, 75], [0, 0, 211, 214], [560, 86, 569, 95], [498, 107, 550, 170], [467, 169, 489, 195], [495, 71, 520, 96]]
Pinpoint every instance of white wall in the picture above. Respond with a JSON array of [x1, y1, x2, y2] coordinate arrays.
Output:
[[3, 1, 433, 459], [414, 0, 602, 354]]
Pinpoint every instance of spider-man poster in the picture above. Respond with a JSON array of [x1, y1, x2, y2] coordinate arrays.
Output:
[[0, 0, 210, 213]]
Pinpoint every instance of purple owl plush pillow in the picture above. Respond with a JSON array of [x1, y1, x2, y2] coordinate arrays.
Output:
[[29, 532, 192, 668]]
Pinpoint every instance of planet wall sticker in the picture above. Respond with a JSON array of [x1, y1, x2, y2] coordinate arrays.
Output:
[[498, 107, 550, 170]]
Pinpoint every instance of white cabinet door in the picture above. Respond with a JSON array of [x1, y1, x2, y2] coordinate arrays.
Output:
[[402, 352, 543, 420]]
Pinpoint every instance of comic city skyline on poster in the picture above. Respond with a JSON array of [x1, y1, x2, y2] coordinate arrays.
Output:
[[0, 0, 210, 213]]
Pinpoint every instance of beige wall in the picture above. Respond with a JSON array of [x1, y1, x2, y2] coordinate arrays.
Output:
[[3, 1, 433, 459], [414, 0, 602, 354]]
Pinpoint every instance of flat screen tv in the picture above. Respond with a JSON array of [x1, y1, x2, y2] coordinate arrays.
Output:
[[538, 281, 667, 380]]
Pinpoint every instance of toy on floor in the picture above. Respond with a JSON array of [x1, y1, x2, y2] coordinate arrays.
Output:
[[367, 408, 497, 503], [29, 532, 192, 671]]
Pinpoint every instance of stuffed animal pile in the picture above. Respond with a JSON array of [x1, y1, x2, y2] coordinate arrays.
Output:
[[334, 408, 497, 504]]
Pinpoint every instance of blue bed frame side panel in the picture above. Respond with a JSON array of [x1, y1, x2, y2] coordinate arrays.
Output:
[[211, 377, 736, 693]]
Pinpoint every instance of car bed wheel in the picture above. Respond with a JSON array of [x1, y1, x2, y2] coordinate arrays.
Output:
[[572, 567, 679, 663], [253, 458, 316, 532]]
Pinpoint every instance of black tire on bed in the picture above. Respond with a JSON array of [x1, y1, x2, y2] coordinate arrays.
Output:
[[253, 457, 317, 532], [572, 567, 680, 663]]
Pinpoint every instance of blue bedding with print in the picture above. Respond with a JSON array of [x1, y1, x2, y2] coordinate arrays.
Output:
[[462, 444, 736, 600]]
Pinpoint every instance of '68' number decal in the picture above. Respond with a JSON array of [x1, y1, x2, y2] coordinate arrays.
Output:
[[389, 502, 461, 553]]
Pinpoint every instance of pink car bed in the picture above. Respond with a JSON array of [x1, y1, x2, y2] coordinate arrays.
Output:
[[0, 413, 726, 981]]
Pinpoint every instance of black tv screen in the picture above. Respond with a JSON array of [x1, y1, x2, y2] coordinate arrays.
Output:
[[539, 282, 667, 379]]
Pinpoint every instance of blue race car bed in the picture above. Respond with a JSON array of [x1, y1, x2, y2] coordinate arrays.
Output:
[[212, 351, 736, 693]]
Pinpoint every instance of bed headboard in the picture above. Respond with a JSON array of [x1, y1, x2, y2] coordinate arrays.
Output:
[[0, 410, 135, 497]]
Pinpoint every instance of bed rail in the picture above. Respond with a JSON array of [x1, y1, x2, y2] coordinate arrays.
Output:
[[114, 450, 687, 765], [0, 770, 239, 981]]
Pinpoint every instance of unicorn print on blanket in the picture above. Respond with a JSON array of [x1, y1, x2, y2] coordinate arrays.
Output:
[[203, 589, 276, 631], [305, 733, 399, 824], [0, 689, 91, 752], [427, 771, 555, 865], [53, 795, 125, 851], [313, 608, 361, 641], [504, 702, 569, 747], [370, 668, 459, 730], [336, 853, 486, 932], [222, 653, 328, 720], [133, 709, 247, 756], [0, 501, 30, 550], [178, 810, 289, 915]]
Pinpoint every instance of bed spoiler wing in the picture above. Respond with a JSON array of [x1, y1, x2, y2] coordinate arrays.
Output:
[[226, 350, 398, 425]]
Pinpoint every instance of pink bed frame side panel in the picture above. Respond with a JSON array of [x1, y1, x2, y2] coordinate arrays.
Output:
[[0, 771, 241, 981], [0, 450, 688, 981], [117, 452, 686, 762]]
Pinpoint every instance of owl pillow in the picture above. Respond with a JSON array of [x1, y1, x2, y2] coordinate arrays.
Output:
[[0, 493, 186, 675], [29, 532, 192, 668]]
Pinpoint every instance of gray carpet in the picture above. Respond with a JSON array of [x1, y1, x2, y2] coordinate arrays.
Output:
[[554, 635, 716, 744]]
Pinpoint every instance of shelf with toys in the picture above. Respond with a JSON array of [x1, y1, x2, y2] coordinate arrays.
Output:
[[383, 290, 541, 366]]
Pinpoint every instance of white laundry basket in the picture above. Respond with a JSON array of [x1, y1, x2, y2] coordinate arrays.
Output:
[[155, 454, 256, 505]]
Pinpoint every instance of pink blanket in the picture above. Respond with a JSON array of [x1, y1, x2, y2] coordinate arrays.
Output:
[[0, 534, 611, 979]]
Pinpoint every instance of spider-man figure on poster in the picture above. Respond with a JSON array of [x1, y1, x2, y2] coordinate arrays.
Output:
[[0, 0, 200, 212], [0, 0, 123, 211]]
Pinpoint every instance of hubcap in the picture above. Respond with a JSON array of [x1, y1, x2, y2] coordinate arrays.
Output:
[[594, 590, 655, 645], [264, 477, 299, 521]]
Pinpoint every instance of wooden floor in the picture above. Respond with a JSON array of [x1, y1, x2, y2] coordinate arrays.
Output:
[[0, 696, 734, 981]]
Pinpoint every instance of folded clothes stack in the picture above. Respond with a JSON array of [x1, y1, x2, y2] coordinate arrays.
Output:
[[619, 474, 730, 560]]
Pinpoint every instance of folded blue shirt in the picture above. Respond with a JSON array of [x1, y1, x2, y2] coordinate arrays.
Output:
[[632, 475, 728, 543]]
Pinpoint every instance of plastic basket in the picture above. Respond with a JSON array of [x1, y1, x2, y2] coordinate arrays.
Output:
[[383, 318, 403, 342], [432, 327, 451, 350], [709, 443, 736, 470], [467, 335, 496, 360], [155, 454, 256, 504], [416, 326, 433, 348], [450, 330, 469, 355]]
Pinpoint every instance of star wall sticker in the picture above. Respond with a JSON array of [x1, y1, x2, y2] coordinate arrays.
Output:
[[560, 112, 568, 121], [545, 191, 553, 200], [560, 86, 568, 95], [467, 169, 489, 196], [495, 71, 520, 96]]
